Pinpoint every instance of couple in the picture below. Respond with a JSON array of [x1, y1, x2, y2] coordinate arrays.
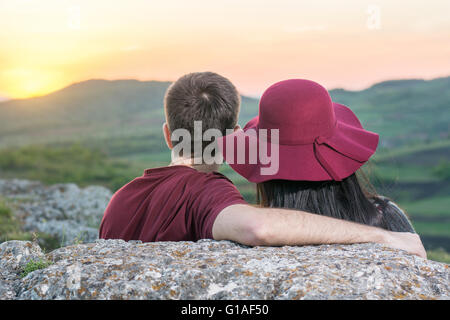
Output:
[[99, 72, 426, 258]]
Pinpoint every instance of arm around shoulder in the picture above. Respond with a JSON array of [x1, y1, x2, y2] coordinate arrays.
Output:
[[212, 203, 426, 258], [212, 204, 386, 246]]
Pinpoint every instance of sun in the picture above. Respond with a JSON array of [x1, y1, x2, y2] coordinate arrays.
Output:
[[1, 68, 66, 99]]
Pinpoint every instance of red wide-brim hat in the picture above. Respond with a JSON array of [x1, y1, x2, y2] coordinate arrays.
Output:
[[218, 79, 379, 183]]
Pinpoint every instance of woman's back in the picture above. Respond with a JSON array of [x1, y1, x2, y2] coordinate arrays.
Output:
[[257, 173, 415, 233]]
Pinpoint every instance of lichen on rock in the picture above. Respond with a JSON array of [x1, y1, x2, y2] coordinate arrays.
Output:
[[0, 239, 448, 300], [0, 240, 45, 300]]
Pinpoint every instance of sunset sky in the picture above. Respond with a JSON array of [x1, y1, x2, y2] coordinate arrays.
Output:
[[0, 0, 449, 99]]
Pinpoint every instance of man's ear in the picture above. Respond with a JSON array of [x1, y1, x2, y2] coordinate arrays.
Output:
[[163, 123, 173, 150], [234, 124, 241, 132]]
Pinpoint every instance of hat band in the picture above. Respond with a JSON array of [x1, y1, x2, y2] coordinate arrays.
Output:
[[313, 138, 342, 180], [313, 123, 376, 180]]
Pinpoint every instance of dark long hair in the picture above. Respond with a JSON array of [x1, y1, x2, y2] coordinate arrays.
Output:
[[256, 171, 415, 232]]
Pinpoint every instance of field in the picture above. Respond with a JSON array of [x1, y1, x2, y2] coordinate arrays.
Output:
[[0, 77, 448, 262]]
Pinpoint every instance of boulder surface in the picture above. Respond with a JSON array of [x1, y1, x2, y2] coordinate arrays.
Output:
[[0, 239, 448, 300]]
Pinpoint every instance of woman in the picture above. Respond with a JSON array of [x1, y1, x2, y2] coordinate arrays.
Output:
[[220, 79, 415, 233]]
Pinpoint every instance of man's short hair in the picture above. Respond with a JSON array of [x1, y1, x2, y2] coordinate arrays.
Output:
[[164, 72, 241, 155]]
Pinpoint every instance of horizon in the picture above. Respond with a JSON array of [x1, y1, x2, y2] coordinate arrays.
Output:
[[1, 1, 449, 99], [0, 74, 448, 102]]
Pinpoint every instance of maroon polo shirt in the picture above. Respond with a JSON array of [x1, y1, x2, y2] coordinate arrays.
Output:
[[99, 165, 247, 242]]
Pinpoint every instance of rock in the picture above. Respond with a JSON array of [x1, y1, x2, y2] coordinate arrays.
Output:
[[0, 180, 448, 300], [0, 240, 44, 271], [0, 240, 446, 300], [0, 179, 44, 199], [0, 179, 112, 246], [0, 240, 44, 300]]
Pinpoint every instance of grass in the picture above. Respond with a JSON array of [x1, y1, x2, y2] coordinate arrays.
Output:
[[400, 196, 450, 217], [0, 198, 34, 243], [20, 259, 53, 278], [427, 248, 450, 264], [0, 197, 60, 252], [409, 222, 450, 237], [371, 164, 436, 183], [373, 139, 450, 163], [0, 144, 143, 192]]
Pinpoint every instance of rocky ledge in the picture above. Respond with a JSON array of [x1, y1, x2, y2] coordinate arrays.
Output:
[[0, 239, 448, 300]]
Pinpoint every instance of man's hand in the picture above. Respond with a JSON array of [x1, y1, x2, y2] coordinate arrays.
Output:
[[381, 231, 427, 259]]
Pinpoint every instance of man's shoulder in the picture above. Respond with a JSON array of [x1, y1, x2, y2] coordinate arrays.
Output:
[[158, 165, 238, 186], [113, 166, 237, 195], [207, 170, 237, 185]]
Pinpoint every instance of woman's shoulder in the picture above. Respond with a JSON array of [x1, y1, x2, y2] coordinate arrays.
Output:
[[369, 196, 416, 233], [370, 195, 403, 214]]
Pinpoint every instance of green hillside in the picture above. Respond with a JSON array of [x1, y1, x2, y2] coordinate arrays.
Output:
[[0, 80, 260, 159], [369, 140, 450, 252], [0, 77, 449, 259], [330, 77, 450, 149], [0, 79, 172, 148]]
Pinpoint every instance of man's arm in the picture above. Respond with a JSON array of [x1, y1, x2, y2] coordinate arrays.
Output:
[[212, 204, 426, 258]]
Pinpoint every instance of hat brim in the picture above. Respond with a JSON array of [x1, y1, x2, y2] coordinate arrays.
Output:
[[218, 103, 379, 182]]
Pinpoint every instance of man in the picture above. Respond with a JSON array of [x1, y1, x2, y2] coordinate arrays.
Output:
[[99, 72, 426, 258]]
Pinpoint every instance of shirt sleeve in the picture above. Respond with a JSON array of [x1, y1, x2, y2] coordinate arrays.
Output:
[[191, 173, 247, 240]]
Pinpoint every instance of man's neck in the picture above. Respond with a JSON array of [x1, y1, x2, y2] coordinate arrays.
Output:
[[170, 156, 221, 173]]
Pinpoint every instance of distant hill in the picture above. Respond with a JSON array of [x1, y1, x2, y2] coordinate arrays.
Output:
[[0, 79, 259, 150], [0, 76, 449, 152], [0, 79, 173, 148], [329, 76, 450, 148]]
